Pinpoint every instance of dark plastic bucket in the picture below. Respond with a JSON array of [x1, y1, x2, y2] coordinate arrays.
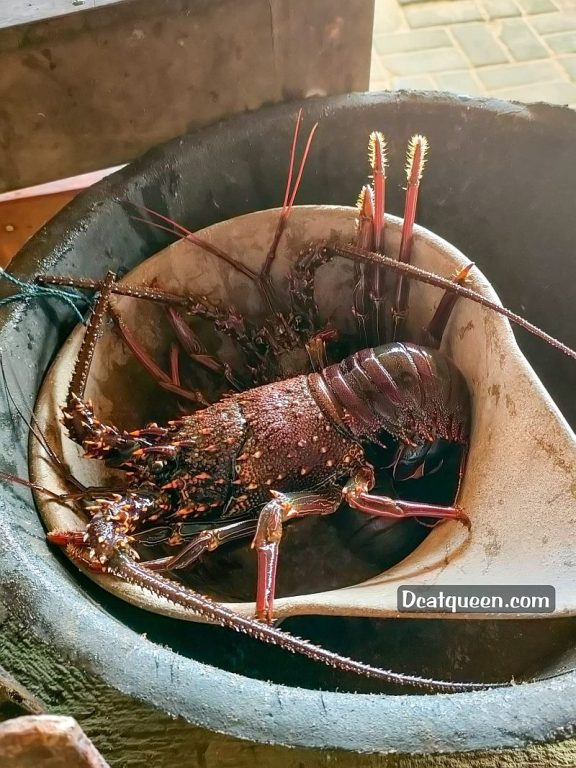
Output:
[[0, 92, 575, 760]]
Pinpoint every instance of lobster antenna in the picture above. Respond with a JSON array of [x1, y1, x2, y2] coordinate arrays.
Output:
[[334, 244, 576, 362], [0, 468, 70, 503], [0, 354, 86, 491], [127, 203, 259, 282]]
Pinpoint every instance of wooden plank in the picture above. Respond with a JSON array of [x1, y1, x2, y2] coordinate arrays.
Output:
[[0, 192, 77, 266]]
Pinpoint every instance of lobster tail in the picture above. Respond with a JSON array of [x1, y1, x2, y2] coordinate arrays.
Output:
[[315, 343, 470, 446]]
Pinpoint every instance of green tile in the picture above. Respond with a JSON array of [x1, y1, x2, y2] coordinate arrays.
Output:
[[498, 18, 549, 60], [481, 0, 521, 18], [433, 70, 484, 95], [393, 74, 437, 89], [478, 60, 560, 89], [516, 0, 557, 12], [531, 12, 576, 34], [492, 80, 576, 104], [373, 0, 406, 34], [381, 46, 468, 75], [559, 55, 576, 79], [546, 31, 576, 54], [451, 23, 509, 65], [374, 28, 450, 56], [405, 1, 483, 28]]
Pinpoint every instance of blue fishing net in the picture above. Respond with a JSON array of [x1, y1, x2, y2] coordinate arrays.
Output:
[[0, 270, 91, 324]]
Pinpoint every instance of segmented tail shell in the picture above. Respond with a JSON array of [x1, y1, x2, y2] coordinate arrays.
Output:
[[315, 342, 470, 446]]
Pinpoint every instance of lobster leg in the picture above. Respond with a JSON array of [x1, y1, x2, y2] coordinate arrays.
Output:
[[343, 467, 470, 528], [109, 304, 210, 407], [252, 488, 341, 623], [62, 273, 172, 460], [423, 263, 474, 348], [143, 518, 259, 571], [84, 277, 275, 394]]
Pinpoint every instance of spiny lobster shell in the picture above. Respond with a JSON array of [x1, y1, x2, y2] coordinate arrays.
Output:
[[31, 206, 576, 622]]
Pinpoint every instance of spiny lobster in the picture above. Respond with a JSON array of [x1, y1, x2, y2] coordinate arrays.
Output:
[[18, 113, 576, 693]]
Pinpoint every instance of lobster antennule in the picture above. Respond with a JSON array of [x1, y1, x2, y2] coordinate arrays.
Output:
[[352, 186, 375, 346], [368, 131, 387, 252], [356, 185, 375, 247], [361, 132, 388, 347], [393, 134, 429, 341]]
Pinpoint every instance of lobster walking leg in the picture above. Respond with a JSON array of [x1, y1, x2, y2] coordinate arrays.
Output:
[[423, 264, 474, 348], [110, 304, 210, 407], [252, 488, 341, 622], [343, 467, 470, 528], [165, 307, 242, 389], [143, 518, 259, 571]]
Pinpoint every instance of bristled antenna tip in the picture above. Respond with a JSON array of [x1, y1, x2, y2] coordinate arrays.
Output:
[[356, 184, 374, 216], [405, 134, 429, 183], [368, 131, 387, 174]]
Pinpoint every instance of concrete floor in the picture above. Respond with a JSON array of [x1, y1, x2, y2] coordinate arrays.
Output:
[[370, 0, 576, 107]]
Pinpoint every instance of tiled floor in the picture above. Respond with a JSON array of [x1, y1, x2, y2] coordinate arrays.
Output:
[[370, 0, 576, 107]]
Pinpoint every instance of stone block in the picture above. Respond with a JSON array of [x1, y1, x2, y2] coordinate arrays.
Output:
[[479, 60, 560, 89], [481, 0, 521, 18], [374, 28, 450, 55], [546, 31, 576, 53], [434, 70, 484, 95], [405, 1, 483, 28], [498, 18, 549, 60], [451, 23, 509, 65], [381, 46, 468, 76], [0, 0, 374, 191]]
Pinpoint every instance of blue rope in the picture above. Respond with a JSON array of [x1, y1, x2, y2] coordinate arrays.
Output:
[[0, 270, 91, 324]]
